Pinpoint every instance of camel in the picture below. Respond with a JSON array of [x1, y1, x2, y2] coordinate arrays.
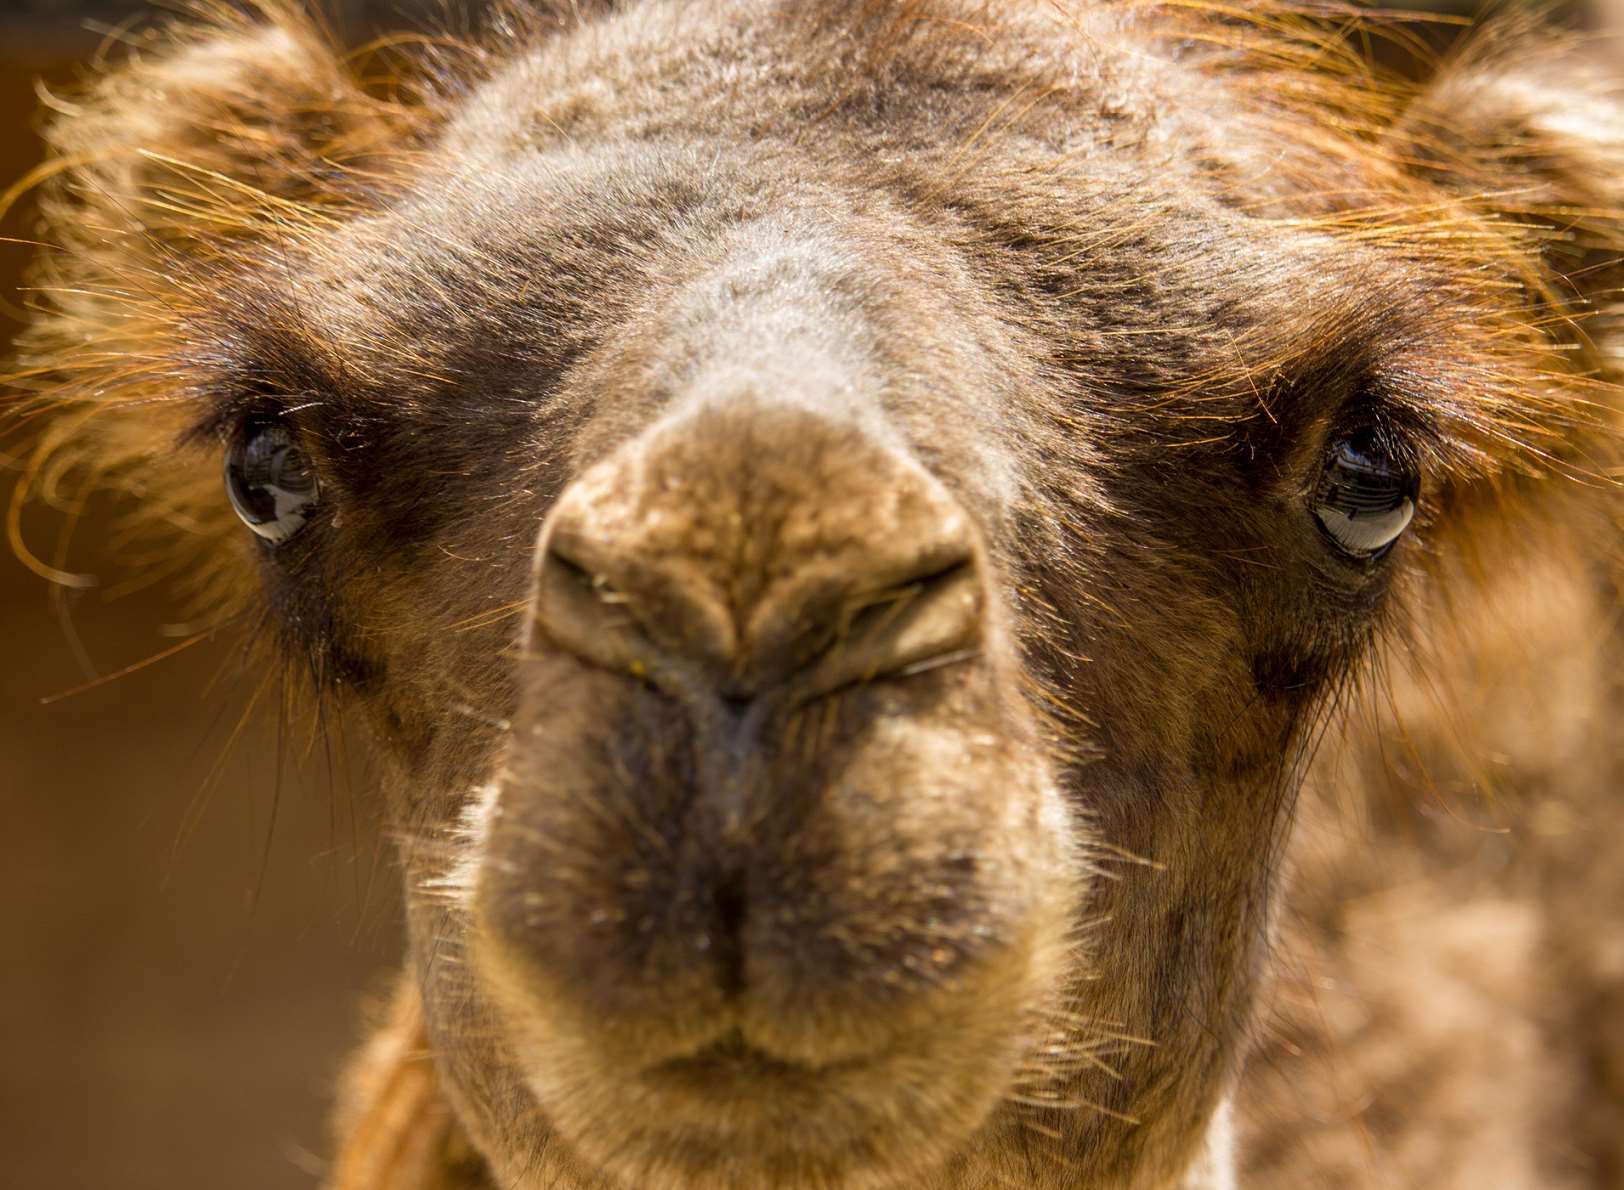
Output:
[[8, 2, 1621, 1186]]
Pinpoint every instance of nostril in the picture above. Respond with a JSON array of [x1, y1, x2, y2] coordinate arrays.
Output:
[[790, 555, 986, 701], [545, 549, 625, 616], [529, 535, 655, 678], [852, 558, 975, 638], [530, 502, 742, 690]]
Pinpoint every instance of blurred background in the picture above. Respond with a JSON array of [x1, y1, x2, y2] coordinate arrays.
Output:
[[0, 2, 1602, 1188]]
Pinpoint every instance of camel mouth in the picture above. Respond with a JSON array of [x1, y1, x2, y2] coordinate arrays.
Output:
[[644, 1028, 879, 1095], [476, 895, 1081, 1190]]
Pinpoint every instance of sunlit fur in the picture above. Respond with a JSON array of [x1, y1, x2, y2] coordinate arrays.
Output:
[[5, 2, 1622, 1188]]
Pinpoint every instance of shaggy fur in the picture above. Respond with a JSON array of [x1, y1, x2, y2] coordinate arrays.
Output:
[[6, 2, 1621, 1187]]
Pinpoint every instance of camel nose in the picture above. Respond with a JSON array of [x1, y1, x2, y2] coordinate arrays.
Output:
[[530, 402, 984, 703]]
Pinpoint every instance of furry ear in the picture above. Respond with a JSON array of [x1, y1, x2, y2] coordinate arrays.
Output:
[[1358, 23, 1624, 550], [40, 2, 404, 266], [1391, 31, 1624, 377]]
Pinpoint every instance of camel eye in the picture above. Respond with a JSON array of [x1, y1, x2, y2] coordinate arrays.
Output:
[[1313, 433, 1417, 560], [225, 417, 321, 544]]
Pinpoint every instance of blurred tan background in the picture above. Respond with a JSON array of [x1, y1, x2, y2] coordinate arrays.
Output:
[[0, 2, 1599, 1188]]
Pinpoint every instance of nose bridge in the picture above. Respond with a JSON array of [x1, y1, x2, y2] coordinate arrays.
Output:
[[650, 222, 896, 441], [534, 396, 982, 700]]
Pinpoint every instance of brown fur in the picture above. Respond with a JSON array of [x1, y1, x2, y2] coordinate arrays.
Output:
[[6, 2, 1621, 1187]]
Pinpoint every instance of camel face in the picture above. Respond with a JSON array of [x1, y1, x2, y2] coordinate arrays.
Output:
[[14, 3, 1622, 1187]]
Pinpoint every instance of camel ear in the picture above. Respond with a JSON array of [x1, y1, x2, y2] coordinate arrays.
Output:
[[38, 4, 405, 269], [1391, 32, 1624, 370]]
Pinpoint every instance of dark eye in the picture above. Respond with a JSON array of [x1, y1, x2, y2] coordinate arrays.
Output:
[[224, 417, 321, 544], [1313, 432, 1418, 561]]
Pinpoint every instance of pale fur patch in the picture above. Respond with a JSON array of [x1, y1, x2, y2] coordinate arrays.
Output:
[[421, 779, 504, 911], [1182, 1096, 1237, 1190]]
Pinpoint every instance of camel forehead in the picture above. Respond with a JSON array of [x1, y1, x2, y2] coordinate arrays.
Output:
[[340, 3, 1401, 352], [302, 126, 1364, 370], [289, 145, 1408, 436], [435, 1, 1179, 178], [257, 0, 1382, 330]]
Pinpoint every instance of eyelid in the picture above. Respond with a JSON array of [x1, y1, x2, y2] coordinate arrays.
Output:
[[179, 388, 323, 450]]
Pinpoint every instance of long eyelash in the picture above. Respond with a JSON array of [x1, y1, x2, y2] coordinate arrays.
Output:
[[178, 387, 325, 448]]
